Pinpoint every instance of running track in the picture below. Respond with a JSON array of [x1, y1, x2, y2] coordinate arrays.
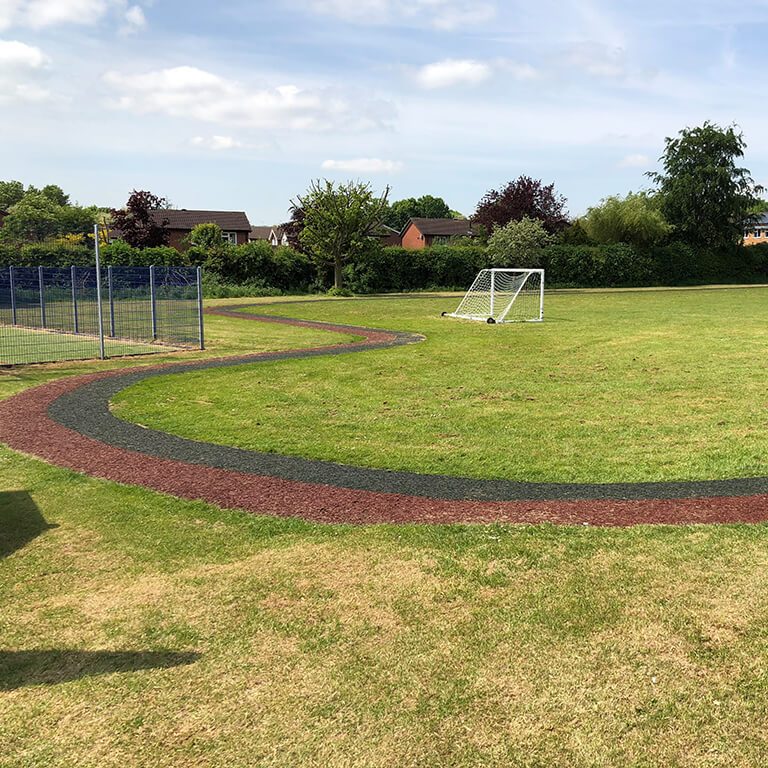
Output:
[[2, 303, 768, 526]]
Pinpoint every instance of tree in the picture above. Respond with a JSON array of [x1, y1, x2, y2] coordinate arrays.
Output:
[[0, 192, 64, 242], [474, 176, 568, 234], [559, 219, 594, 245], [295, 179, 390, 290], [581, 192, 672, 247], [486, 217, 554, 267], [280, 205, 306, 252], [110, 190, 170, 248], [185, 222, 227, 266], [648, 122, 762, 252], [0, 180, 25, 211], [0, 192, 96, 243], [384, 195, 453, 231], [38, 184, 70, 207]]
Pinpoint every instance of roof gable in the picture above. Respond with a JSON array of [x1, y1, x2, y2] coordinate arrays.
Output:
[[154, 209, 251, 231], [403, 217, 473, 237]]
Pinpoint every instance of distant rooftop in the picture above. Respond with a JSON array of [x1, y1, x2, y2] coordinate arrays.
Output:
[[153, 209, 251, 231], [404, 217, 473, 237]]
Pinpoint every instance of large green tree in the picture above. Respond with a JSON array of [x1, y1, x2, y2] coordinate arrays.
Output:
[[582, 192, 672, 247], [0, 190, 97, 243], [473, 176, 569, 234], [384, 195, 453, 231], [0, 180, 25, 211], [295, 179, 390, 290], [648, 122, 762, 251]]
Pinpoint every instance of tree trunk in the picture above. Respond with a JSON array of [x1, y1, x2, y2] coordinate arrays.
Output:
[[334, 257, 343, 289]]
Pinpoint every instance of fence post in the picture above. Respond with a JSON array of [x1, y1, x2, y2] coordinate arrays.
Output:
[[196, 266, 205, 350], [108, 266, 115, 337], [149, 265, 157, 341], [38, 265, 46, 328], [71, 265, 79, 334], [94, 224, 105, 359], [8, 266, 16, 326]]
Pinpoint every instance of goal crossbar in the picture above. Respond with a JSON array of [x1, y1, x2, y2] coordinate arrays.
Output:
[[445, 268, 544, 324]]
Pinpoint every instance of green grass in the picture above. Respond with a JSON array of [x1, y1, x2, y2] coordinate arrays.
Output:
[[5, 291, 768, 766], [6, 448, 768, 767], [113, 288, 768, 484], [0, 325, 164, 364]]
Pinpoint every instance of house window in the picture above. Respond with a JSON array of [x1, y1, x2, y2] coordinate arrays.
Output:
[[222, 231, 238, 244]]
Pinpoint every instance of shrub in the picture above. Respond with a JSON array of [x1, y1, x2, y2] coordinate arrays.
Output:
[[544, 244, 657, 287], [344, 245, 488, 293], [202, 241, 313, 290], [486, 217, 553, 267]]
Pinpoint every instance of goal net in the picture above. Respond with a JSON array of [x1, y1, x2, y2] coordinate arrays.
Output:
[[445, 269, 544, 323]]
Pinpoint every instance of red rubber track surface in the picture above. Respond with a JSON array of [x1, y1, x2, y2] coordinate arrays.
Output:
[[2, 309, 768, 526]]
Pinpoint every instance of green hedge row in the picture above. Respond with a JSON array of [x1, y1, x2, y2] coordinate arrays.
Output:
[[344, 243, 768, 292], [0, 240, 316, 293], [3, 239, 768, 292]]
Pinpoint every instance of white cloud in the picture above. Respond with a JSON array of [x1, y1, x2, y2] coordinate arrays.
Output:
[[306, 0, 495, 30], [416, 59, 491, 89], [0, 38, 48, 68], [123, 4, 145, 30], [191, 135, 244, 151], [0, 0, 146, 31], [0, 38, 51, 103], [321, 158, 403, 173], [619, 153, 650, 168], [104, 65, 388, 132]]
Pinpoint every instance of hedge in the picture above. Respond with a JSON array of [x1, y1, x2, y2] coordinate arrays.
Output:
[[2, 237, 766, 293]]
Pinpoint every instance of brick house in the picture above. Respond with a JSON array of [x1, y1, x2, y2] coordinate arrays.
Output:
[[744, 213, 768, 246], [375, 224, 401, 246], [154, 209, 252, 251], [400, 218, 474, 250]]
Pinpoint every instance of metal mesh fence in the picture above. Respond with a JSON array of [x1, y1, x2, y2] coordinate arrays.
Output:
[[0, 265, 203, 365]]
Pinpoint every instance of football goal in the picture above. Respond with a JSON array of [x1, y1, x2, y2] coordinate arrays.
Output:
[[443, 268, 544, 324]]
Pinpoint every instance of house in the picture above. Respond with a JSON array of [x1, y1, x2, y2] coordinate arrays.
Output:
[[249, 225, 289, 247], [155, 209, 252, 251], [744, 213, 768, 246], [374, 224, 401, 247], [400, 217, 474, 250]]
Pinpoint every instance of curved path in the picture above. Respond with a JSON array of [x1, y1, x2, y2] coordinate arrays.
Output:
[[2, 303, 768, 526]]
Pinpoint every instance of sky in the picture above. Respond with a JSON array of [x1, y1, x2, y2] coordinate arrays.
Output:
[[2, 0, 768, 224]]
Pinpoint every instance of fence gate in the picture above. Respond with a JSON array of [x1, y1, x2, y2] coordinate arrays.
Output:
[[0, 264, 204, 365]]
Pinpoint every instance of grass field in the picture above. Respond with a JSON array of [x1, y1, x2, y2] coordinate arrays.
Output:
[[5, 291, 768, 766], [114, 288, 768, 484], [0, 325, 163, 365]]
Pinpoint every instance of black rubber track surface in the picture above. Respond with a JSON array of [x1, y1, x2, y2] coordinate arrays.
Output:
[[43, 304, 768, 503]]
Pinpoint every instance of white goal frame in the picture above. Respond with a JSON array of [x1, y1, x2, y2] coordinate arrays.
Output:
[[444, 268, 544, 324]]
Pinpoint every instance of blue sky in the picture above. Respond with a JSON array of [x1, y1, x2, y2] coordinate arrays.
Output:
[[2, 0, 768, 224]]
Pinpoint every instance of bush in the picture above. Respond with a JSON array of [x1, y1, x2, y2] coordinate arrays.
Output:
[[200, 272, 283, 299], [203, 241, 314, 291], [544, 244, 656, 287], [344, 245, 488, 293], [100, 241, 180, 267]]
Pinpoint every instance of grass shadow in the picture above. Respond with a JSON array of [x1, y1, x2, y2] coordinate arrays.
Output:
[[0, 649, 201, 691], [0, 491, 58, 559]]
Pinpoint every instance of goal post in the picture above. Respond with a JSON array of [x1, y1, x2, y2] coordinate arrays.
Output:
[[444, 268, 544, 324]]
